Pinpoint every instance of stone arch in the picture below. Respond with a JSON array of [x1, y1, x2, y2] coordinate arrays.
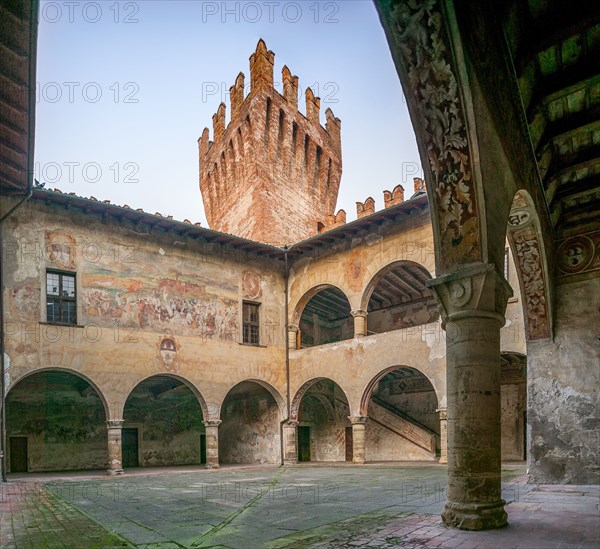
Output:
[[303, 393, 336, 423], [219, 378, 286, 420], [8, 367, 109, 419], [291, 283, 354, 348], [377, 0, 492, 273], [219, 379, 284, 465], [290, 377, 351, 422], [6, 368, 110, 472], [507, 190, 552, 341], [359, 365, 439, 417], [123, 373, 210, 419], [290, 283, 352, 326]]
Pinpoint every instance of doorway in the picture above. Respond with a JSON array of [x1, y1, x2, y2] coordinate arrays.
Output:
[[122, 428, 139, 468], [298, 426, 311, 462], [200, 434, 207, 464], [9, 437, 28, 472], [345, 427, 353, 461]]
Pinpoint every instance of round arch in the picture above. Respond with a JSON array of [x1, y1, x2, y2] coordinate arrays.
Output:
[[8, 367, 109, 419], [290, 283, 352, 326], [506, 189, 552, 341], [359, 365, 439, 416], [290, 377, 351, 421], [123, 373, 209, 419], [6, 368, 110, 473], [220, 378, 286, 420], [303, 393, 336, 423], [360, 260, 435, 312]]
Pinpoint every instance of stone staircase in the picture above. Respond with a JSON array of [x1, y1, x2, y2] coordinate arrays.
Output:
[[370, 397, 437, 456]]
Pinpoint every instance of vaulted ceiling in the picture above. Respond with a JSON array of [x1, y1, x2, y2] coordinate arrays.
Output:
[[510, 1, 600, 237], [454, 0, 600, 240], [301, 287, 352, 322], [368, 262, 433, 312]]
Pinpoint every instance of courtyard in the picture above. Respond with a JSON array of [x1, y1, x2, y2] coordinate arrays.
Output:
[[1, 464, 598, 548]]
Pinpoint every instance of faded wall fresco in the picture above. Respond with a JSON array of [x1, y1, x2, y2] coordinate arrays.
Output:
[[368, 298, 439, 334], [124, 378, 205, 466], [6, 372, 107, 472], [219, 383, 281, 464], [83, 262, 239, 341], [298, 381, 350, 462]]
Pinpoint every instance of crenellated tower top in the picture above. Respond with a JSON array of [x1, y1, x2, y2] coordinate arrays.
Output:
[[198, 39, 342, 246]]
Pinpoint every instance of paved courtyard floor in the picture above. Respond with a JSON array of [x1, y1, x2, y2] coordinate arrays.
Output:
[[1, 463, 598, 548]]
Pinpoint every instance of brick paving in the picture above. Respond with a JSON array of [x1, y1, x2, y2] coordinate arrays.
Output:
[[1, 465, 598, 548], [0, 482, 129, 548]]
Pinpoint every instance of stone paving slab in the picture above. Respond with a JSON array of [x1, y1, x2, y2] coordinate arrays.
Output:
[[2, 464, 599, 548]]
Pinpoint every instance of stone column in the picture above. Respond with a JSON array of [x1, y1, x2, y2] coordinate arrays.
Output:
[[106, 420, 124, 475], [287, 324, 299, 350], [437, 408, 448, 465], [427, 264, 511, 530], [282, 420, 299, 465], [351, 309, 368, 337], [203, 419, 221, 469], [349, 415, 368, 464]]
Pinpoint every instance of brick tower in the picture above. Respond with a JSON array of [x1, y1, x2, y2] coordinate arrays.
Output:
[[198, 39, 342, 246]]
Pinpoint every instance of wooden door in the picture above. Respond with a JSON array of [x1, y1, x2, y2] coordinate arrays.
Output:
[[345, 427, 353, 461], [122, 428, 139, 468], [297, 426, 311, 462], [9, 437, 28, 472], [200, 434, 207, 464]]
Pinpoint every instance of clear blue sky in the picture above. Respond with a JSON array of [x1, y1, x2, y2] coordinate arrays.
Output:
[[35, 0, 422, 226]]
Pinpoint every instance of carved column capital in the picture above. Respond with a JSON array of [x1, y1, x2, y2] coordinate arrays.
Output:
[[426, 263, 512, 327], [203, 419, 222, 428], [284, 419, 299, 428], [287, 324, 299, 333], [106, 420, 124, 430], [348, 415, 368, 425], [351, 310, 368, 337], [436, 408, 447, 421]]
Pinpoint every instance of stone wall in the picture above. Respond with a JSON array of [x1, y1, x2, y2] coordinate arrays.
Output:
[[219, 382, 281, 464], [298, 383, 350, 462], [2, 197, 287, 471], [528, 277, 600, 484], [6, 372, 107, 472], [501, 382, 526, 461], [124, 380, 205, 466]]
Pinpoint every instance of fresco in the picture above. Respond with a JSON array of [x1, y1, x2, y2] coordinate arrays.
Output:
[[82, 265, 239, 340]]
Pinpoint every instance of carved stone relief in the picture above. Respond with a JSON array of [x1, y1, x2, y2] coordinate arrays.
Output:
[[507, 192, 551, 340], [388, 0, 481, 269]]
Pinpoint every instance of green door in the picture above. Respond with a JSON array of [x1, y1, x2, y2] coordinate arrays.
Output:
[[122, 428, 139, 468], [298, 426, 311, 462]]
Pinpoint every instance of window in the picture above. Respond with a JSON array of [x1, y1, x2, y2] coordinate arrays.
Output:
[[243, 301, 260, 345], [46, 270, 77, 324]]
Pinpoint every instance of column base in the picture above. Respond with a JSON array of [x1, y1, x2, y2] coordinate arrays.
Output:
[[438, 457, 448, 465], [352, 458, 366, 465], [283, 459, 298, 466], [106, 469, 124, 476], [442, 499, 507, 530], [205, 463, 219, 469]]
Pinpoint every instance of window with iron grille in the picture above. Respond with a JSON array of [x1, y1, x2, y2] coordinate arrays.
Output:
[[243, 301, 260, 345], [46, 270, 77, 325]]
